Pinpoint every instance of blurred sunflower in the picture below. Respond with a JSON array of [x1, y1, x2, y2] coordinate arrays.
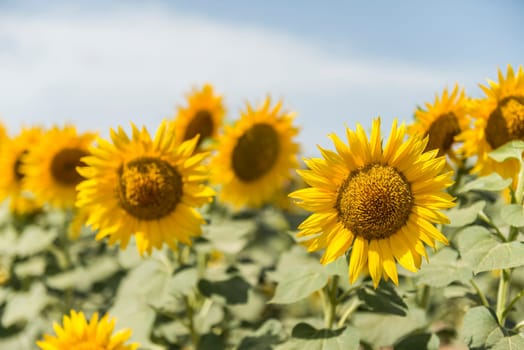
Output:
[[0, 264, 9, 285], [76, 121, 215, 255], [408, 84, 470, 158], [22, 125, 96, 209], [457, 65, 524, 180], [290, 118, 454, 287], [173, 83, 225, 149], [0, 122, 6, 141], [0, 127, 43, 214], [37, 310, 138, 350], [211, 97, 299, 208]]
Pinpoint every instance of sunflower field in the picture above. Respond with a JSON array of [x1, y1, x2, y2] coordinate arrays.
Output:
[[0, 66, 523, 350]]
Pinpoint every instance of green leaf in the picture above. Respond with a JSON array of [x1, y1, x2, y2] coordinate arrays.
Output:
[[500, 204, 524, 227], [46, 256, 120, 291], [169, 267, 198, 296], [267, 246, 321, 283], [416, 248, 472, 288], [357, 282, 407, 316], [456, 226, 493, 252], [394, 333, 440, 350], [462, 306, 504, 348], [446, 201, 486, 227], [194, 302, 225, 333], [13, 256, 46, 278], [0, 227, 18, 256], [457, 226, 497, 270], [230, 289, 267, 322], [457, 226, 524, 272], [324, 256, 348, 278], [458, 173, 512, 193], [278, 323, 359, 350], [203, 219, 256, 254], [474, 241, 524, 273], [1, 283, 50, 327], [198, 333, 225, 350], [198, 275, 251, 304], [238, 319, 285, 350], [15, 226, 57, 257], [353, 308, 426, 348], [492, 335, 524, 350], [110, 258, 173, 350], [489, 140, 524, 162], [269, 267, 328, 304]]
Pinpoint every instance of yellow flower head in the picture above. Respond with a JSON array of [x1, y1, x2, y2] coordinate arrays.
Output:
[[76, 120, 215, 255], [457, 65, 524, 180], [37, 310, 138, 350], [0, 264, 9, 285], [211, 97, 299, 208], [409, 84, 470, 157], [0, 126, 43, 215], [22, 125, 97, 209], [290, 118, 455, 287], [0, 121, 6, 141], [173, 83, 226, 149]]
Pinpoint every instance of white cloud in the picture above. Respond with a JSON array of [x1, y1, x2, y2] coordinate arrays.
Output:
[[0, 5, 462, 154]]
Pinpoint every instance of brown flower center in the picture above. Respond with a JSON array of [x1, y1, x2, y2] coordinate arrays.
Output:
[[183, 109, 214, 146], [425, 112, 460, 156], [117, 157, 183, 220], [50, 148, 88, 186], [336, 164, 414, 240], [485, 96, 524, 149], [231, 123, 280, 182], [13, 150, 28, 181]]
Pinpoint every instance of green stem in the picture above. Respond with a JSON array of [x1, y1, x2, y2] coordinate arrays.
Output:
[[336, 285, 361, 303], [184, 295, 200, 348], [324, 276, 339, 329], [508, 226, 519, 242], [514, 160, 524, 204], [478, 211, 507, 242], [502, 289, 524, 320], [496, 269, 511, 325], [470, 279, 490, 308], [419, 285, 431, 309], [337, 298, 361, 328], [512, 320, 524, 332], [448, 157, 467, 195]]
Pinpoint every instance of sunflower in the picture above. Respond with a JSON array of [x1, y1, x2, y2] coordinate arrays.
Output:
[[173, 83, 225, 149], [22, 125, 96, 209], [408, 84, 470, 158], [76, 120, 215, 255], [289, 118, 455, 287], [457, 65, 524, 180], [211, 97, 299, 208], [0, 127, 43, 215], [36, 310, 138, 350], [0, 121, 6, 141]]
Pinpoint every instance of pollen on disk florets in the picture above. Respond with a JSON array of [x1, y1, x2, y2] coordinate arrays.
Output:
[[485, 96, 524, 149], [290, 118, 454, 287], [76, 120, 215, 255], [117, 157, 183, 220], [336, 164, 414, 240]]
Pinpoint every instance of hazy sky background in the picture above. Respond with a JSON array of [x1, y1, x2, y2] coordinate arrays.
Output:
[[0, 0, 522, 155]]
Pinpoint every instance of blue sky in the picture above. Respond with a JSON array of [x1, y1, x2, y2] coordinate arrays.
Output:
[[0, 1, 522, 155]]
